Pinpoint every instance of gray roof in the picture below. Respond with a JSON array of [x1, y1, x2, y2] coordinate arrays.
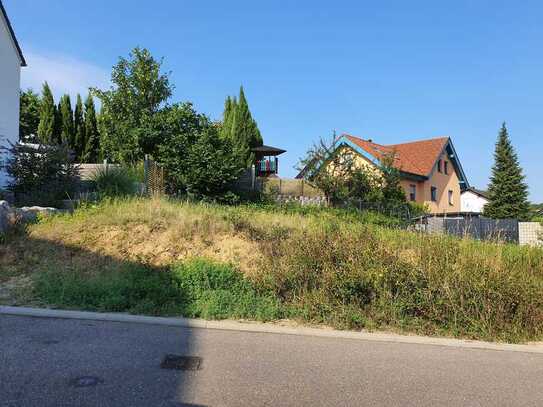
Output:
[[251, 145, 286, 156], [0, 0, 26, 66], [463, 187, 489, 199]]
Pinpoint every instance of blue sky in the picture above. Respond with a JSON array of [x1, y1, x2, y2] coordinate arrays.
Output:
[[5, 0, 543, 202]]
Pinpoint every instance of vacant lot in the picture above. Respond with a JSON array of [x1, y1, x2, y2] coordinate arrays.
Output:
[[2, 198, 543, 343]]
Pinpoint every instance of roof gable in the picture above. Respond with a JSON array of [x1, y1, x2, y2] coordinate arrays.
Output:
[[341, 134, 469, 187], [0, 0, 26, 66]]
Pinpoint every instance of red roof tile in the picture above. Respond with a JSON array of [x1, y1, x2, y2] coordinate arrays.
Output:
[[344, 134, 450, 177]]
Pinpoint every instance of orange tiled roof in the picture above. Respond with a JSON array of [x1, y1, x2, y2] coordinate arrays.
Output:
[[344, 134, 450, 177]]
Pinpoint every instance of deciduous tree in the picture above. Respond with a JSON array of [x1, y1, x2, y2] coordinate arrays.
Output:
[[92, 47, 173, 163], [19, 89, 41, 143]]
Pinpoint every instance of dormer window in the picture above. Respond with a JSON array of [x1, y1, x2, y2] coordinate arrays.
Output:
[[444, 161, 449, 175], [437, 159, 443, 173]]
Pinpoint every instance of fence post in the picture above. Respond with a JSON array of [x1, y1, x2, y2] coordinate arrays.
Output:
[[251, 165, 256, 191], [103, 158, 108, 172], [144, 155, 149, 195]]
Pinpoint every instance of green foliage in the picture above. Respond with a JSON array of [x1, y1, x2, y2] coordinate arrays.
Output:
[[156, 103, 244, 200], [19, 89, 41, 143], [220, 86, 263, 167], [484, 123, 530, 220], [92, 47, 173, 163], [1, 142, 79, 206], [33, 258, 281, 320], [83, 94, 100, 162], [172, 258, 280, 320], [92, 166, 137, 198], [379, 152, 407, 205], [37, 82, 56, 144], [33, 264, 183, 315], [73, 94, 85, 161], [58, 94, 74, 145]]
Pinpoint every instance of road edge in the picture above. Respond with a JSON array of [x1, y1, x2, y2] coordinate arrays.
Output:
[[2, 305, 542, 354]]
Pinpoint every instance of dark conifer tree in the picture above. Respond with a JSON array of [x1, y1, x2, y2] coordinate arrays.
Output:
[[59, 94, 74, 146], [483, 123, 530, 220], [37, 82, 56, 144], [83, 94, 100, 162], [74, 94, 85, 160]]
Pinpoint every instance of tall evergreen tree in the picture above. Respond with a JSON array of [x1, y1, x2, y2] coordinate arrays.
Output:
[[219, 96, 236, 140], [59, 94, 74, 146], [54, 101, 63, 144], [83, 94, 100, 162], [221, 86, 263, 167], [74, 94, 85, 161], [19, 89, 41, 142], [483, 123, 530, 220], [37, 82, 56, 144]]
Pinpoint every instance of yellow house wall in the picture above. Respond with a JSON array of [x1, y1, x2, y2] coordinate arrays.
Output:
[[401, 152, 461, 213]]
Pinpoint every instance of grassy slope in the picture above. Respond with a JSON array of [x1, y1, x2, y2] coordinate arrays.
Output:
[[1, 198, 543, 343]]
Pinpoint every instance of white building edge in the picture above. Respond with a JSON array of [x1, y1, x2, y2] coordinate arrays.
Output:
[[460, 187, 489, 214], [0, 0, 26, 188]]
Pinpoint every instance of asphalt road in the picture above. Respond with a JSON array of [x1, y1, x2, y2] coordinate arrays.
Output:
[[1, 315, 543, 407]]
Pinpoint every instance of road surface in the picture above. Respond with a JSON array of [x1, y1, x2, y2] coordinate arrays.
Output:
[[1, 314, 543, 406]]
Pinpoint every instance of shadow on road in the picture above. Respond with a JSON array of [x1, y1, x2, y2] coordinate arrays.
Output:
[[0, 232, 206, 407]]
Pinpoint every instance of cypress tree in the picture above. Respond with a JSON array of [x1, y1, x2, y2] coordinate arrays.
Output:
[[37, 82, 56, 144], [54, 101, 63, 144], [483, 123, 530, 220], [220, 96, 236, 140], [83, 94, 100, 162], [74, 94, 85, 161], [59, 94, 74, 146], [230, 86, 263, 166]]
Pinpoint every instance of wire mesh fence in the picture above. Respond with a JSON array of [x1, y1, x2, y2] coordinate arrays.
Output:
[[144, 156, 166, 197]]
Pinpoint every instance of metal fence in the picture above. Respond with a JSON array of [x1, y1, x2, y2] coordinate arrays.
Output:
[[143, 156, 166, 196], [414, 215, 520, 243]]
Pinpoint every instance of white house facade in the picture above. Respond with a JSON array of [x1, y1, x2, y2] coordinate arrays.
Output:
[[0, 1, 25, 187], [460, 188, 489, 213]]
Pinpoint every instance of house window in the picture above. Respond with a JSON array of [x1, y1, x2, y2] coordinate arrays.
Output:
[[444, 161, 449, 175], [437, 160, 442, 173], [431, 186, 437, 202], [409, 184, 416, 201], [448, 190, 454, 206]]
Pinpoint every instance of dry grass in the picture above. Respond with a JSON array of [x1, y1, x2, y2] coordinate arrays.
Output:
[[2, 197, 543, 342]]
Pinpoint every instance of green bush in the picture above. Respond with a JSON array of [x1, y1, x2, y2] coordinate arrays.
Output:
[[1, 142, 79, 206], [92, 166, 137, 198]]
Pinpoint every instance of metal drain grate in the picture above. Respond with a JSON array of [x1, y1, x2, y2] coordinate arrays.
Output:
[[69, 376, 103, 388], [161, 355, 202, 371]]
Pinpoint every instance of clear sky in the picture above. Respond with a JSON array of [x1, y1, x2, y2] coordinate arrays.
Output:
[[4, 0, 543, 202]]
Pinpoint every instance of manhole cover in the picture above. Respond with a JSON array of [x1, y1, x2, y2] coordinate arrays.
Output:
[[161, 355, 202, 371], [69, 376, 103, 388]]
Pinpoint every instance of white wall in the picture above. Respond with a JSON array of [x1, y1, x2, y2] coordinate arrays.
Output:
[[0, 12, 22, 188], [461, 190, 489, 213]]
